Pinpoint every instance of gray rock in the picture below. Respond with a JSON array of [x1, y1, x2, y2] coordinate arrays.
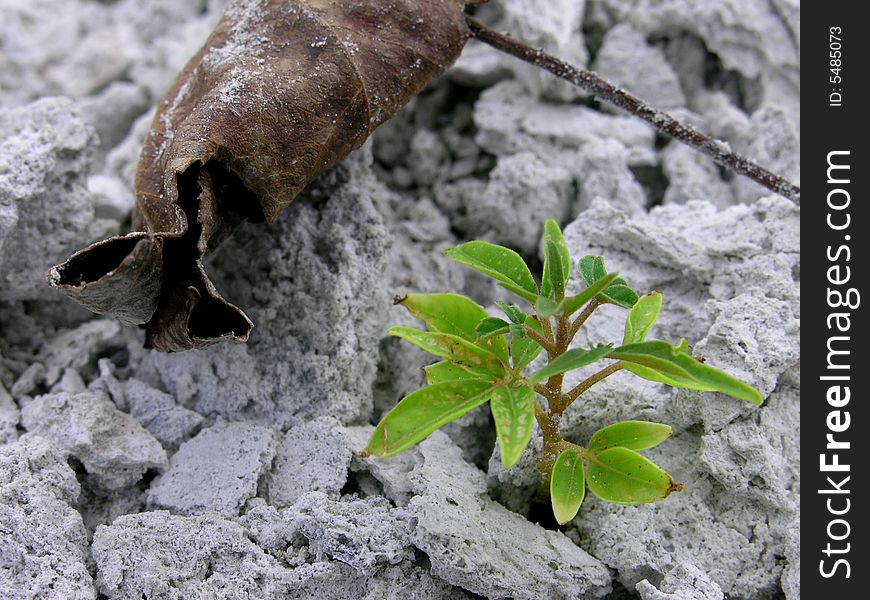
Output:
[[594, 23, 686, 109], [92, 511, 294, 599], [20, 391, 167, 491], [0, 435, 95, 599], [266, 418, 351, 508], [0, 98, 115, 301], [147, 422, 275, 517], [282, 492, 415, 571], [402, 433, 611, 600], [123, 378, 203, 448], [37, 319, 123, 387], [636, 563, 724, 599], [457, 152, 572, 256], [662, 143, 735, 208], [0, 383, 19, 444]]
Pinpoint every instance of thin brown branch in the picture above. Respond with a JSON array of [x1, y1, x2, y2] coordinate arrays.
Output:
[[570, 299, 600, 338], [465, 17, 801, 204], [564, 362, 624, 406], [524, 325, 557, 355]]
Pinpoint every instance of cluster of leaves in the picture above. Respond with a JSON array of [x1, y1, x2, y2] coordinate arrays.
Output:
[[363, 220, 762, 524]]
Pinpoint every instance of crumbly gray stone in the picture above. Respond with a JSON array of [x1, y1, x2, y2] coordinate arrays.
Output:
[[282, 492, 415, 571], [661, 143, 735, 208], [0, 97, 115, 301], [391, 433, 612, 600], [37, 319, 123, 387], [123, 378, 203, 448], [636, 563, 725, 600], [147, 422, 276, 517], [0, 383, 19, 444], [0, 434, 95, 599], [266, 418, 352, 508], [594, 23, 686, 109], [92, 511, 295, 599], [19, 391, 166, 491]]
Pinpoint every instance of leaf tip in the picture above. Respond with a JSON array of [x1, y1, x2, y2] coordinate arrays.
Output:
[[667, 480, 685, 495], [393, 294, 408, 306]]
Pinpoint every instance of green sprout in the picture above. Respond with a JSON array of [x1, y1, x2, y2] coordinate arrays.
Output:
[[362, 219, 763, 524]]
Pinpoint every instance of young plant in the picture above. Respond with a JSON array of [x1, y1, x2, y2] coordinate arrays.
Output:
[[363, 219, 763, 524]]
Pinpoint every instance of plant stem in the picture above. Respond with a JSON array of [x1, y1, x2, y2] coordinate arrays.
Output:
[[524, 325, 557, 355], [564, 362, 624, 405], [465, 17, 801, 204], [570, 299, 599, 338]]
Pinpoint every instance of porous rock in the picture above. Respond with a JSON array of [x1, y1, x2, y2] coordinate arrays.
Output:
[[266, 418, 352, 508], [147, 421, 275, 517], [19, 391, 167, 491], [0, 97, 114, 301], [594, 23, 686, 109], [0, 383, 19, 444], [0, 434, 94, 599], [636, 563, 725, 600], [123, 378, 203, 448], [92, 511, 294, 599], [370, 432, 613, 600]]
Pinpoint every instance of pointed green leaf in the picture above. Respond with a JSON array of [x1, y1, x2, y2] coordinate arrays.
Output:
[[511, 318, 544, 371], [608, 341, 763, 405], [586, 447, 683, 504], [540, 220, 571, 299], [601, 284, 638, 308], [389, 327, 505, 378], [550, 448, 586, 524], [588, 421, 673, 452], [397, 293, 509, 364], [529, 344, 613, 384], [623, 292, 663, 344], [490, 385, 536, 469], [675, 338, 690, 354], [561, 272, 620, 317], [535, 295, 561, 318], [445, 242, 538, 302], [585, 447, 682, 504], [424, 361, 490, 385], [363, 381, 496, 457], [578, 256, 638, 308], [496, 301, 528, 325], [475, 317, 511, 341], [578, 256, 607, 286]]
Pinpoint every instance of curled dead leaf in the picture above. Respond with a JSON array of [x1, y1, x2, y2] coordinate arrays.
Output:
[[50, 0, 470, 351]]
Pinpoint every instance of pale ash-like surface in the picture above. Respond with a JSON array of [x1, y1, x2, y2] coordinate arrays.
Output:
[[1, 0, 798, 598]]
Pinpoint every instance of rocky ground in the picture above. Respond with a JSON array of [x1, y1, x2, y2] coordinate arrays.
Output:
[[0, 0, 800, 598]]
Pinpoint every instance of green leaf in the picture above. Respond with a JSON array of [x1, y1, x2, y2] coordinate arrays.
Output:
[[490, 385, 536, 469], [475, 317, 511, 341], [623, 292, 663, 344], [540, 220, 571, 300], [578, 256, 607, 285], [424, 361, 490, 385], [512, 318, 544, 371], [445, 242, 538, 302], [535, 295, 561, 318], [496, 302, 528, 325], [585, 447, 682, 504], [577, 256, 638, 308], [550, 448, 586, 524], [601, 284, 638, 308], [561, 272, 620, 316], [608, 341, 763, 405], [363, 381, 496, 457], [397, 293, 509, 364], [588, 421, 673, 452], [529, 344, 613, 384], [389, 327, 506, 378]]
